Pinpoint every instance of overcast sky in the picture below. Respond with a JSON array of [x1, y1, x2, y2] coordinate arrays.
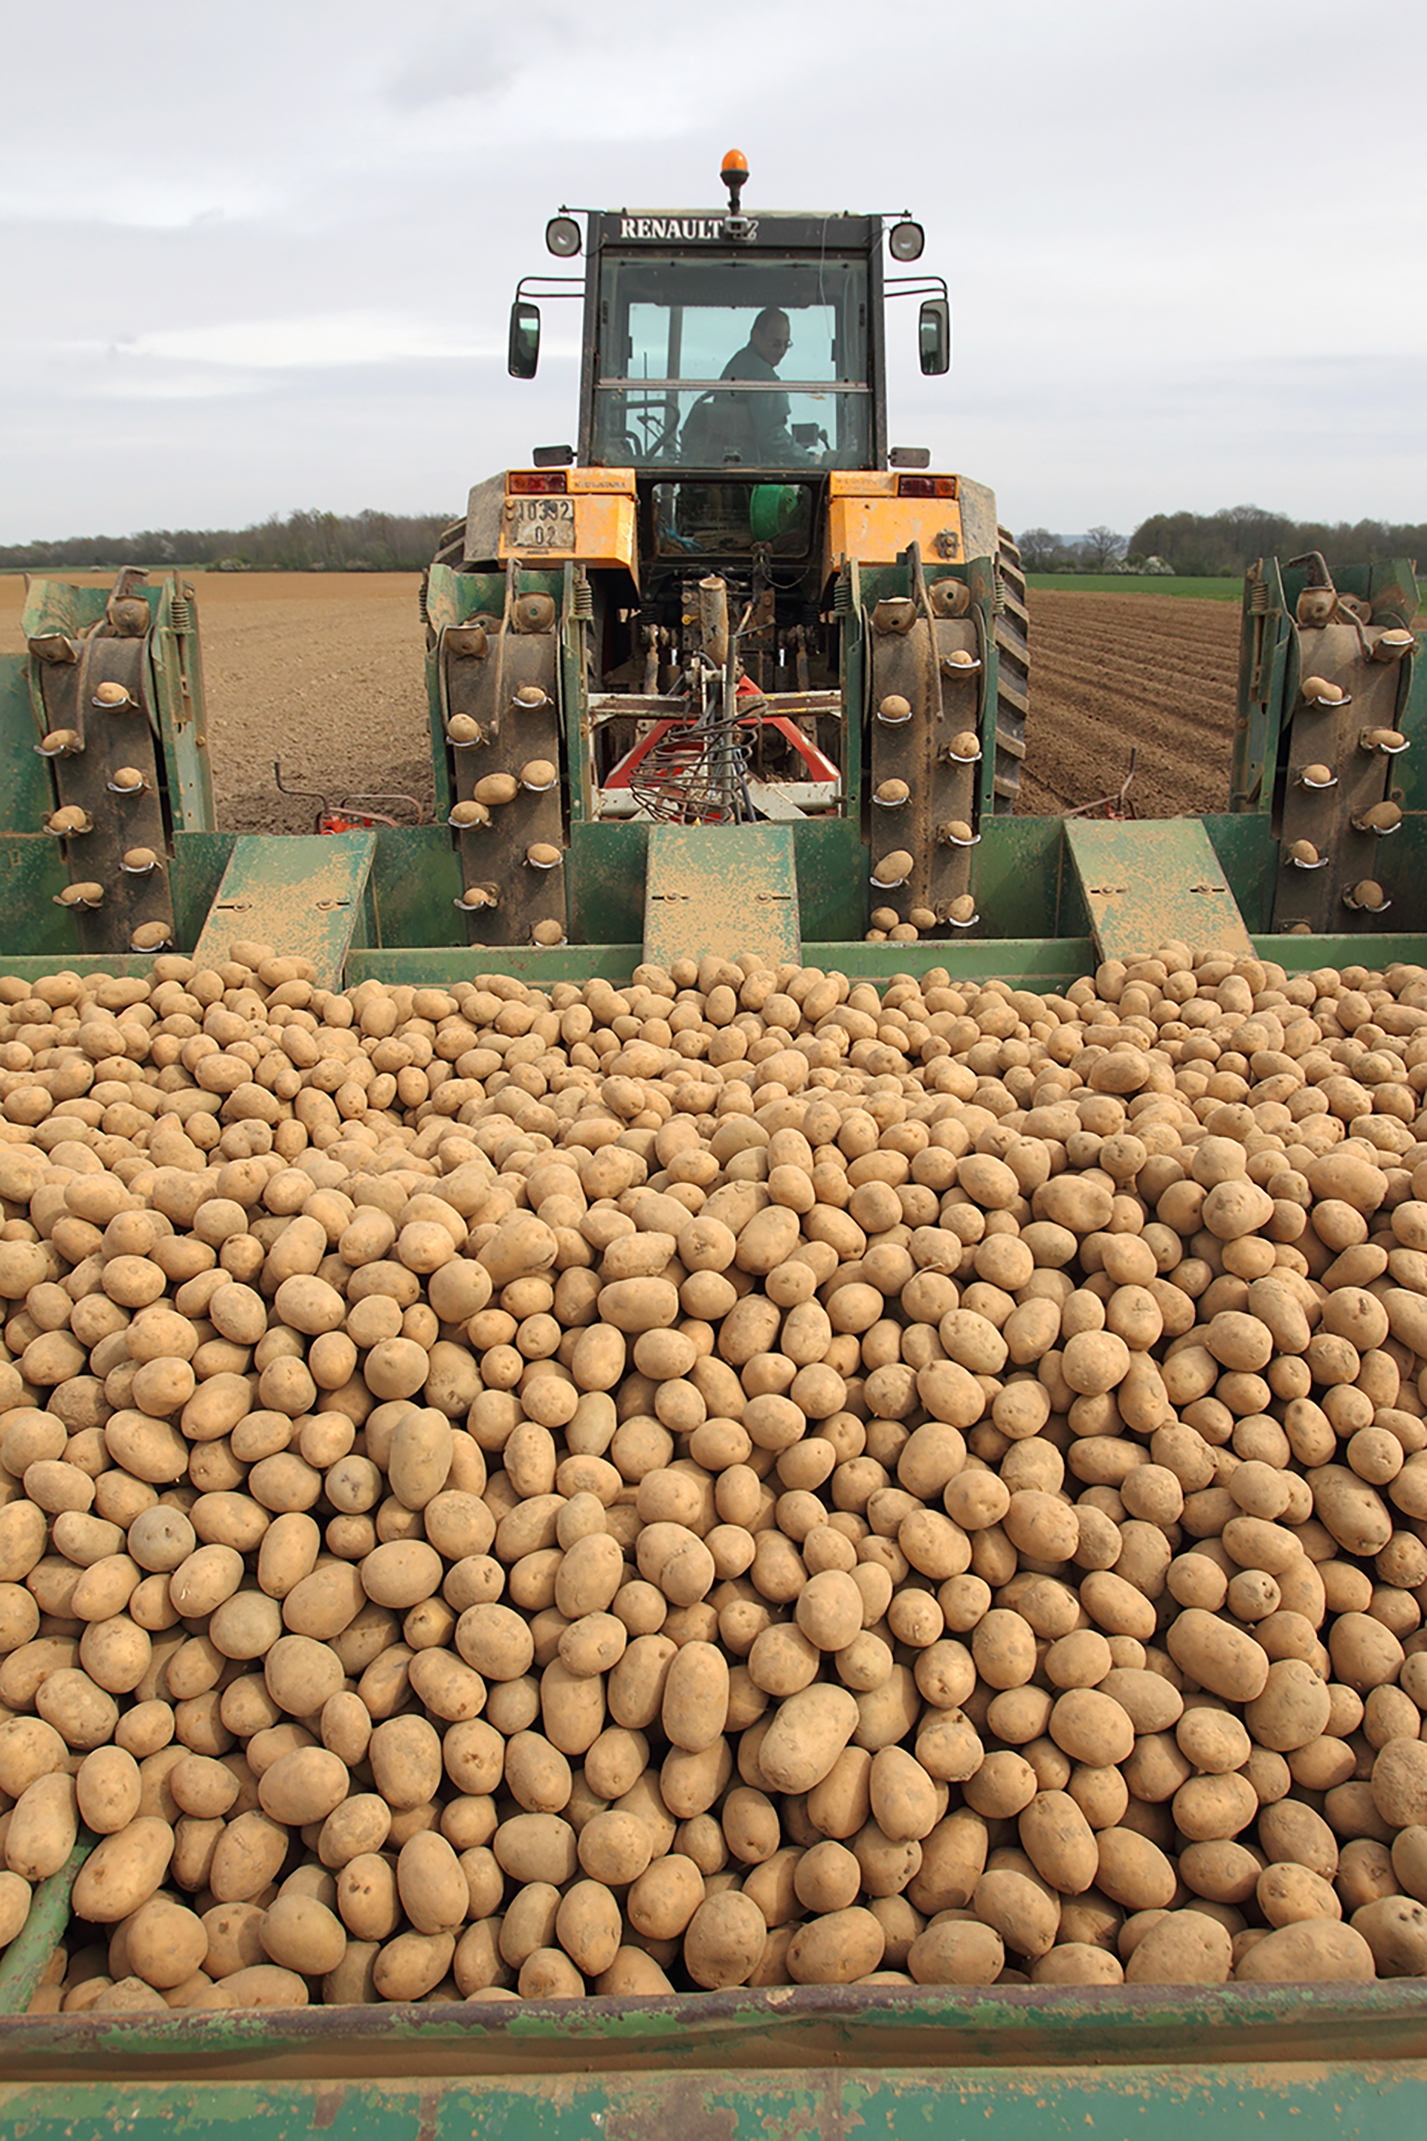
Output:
[[1, 0, 1423, 548]]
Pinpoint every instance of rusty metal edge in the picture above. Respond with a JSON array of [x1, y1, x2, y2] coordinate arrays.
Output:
[[1, 1979, 1426, 2081]]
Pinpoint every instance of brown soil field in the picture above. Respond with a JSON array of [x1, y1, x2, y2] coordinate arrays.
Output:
[[0, 573, 432, 835], [1, 573, 1245, 829], [1019, 590, 1240, 819]]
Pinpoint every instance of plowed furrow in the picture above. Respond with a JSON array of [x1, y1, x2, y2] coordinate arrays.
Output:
[[1022, 593, 1241, 819]]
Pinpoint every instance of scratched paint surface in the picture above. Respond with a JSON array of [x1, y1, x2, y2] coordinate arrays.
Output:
[[3, 2062, 1426, 2140], [643, 822, 802, 967], [189, 830, 375, 983], [1062, 816, 1255, 961]]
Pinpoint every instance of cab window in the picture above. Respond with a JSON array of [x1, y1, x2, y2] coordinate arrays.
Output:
[[591, 254, 870, 471]]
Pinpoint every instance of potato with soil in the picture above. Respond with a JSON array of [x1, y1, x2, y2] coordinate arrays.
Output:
[[1, 940, 1427, 2009]]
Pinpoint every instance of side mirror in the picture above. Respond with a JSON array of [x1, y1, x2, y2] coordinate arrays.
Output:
[[918, 297, 951, 377], [508, 300, 541, 380]]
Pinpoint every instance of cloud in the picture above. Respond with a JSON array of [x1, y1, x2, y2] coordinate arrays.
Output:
[[91, 368, 267, 403], [384, 15, 562, 109], [376, 3, 839, 152], [111, 313, 500, 370], [0, 181, 282, 232], [0, 0, 1424, 543]]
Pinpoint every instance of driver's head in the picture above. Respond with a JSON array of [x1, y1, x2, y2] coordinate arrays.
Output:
[[750, 308, 792, 367]]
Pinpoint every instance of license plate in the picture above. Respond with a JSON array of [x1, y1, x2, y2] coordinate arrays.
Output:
[[507, 497, 575, 550]]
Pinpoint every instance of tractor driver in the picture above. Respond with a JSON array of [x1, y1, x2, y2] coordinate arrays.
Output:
[[717, 307, 817, 465]]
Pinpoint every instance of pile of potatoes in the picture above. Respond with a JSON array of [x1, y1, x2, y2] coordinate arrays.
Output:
[[3, 935, 1427, 2012]]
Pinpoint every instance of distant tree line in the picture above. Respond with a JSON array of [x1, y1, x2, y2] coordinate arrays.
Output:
[[1017, 506, 1426, 579], [0, 507, 453, 574], [1017, 526, 1135, 573]]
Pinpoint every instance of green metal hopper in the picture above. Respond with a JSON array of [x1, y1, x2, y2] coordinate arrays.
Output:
[[0, 555, 1424, 2137]]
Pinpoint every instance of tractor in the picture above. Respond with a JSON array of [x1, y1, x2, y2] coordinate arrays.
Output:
[[0, 154, 1419, 985], [421, 149, 1029, 963], [2, 151, 1427, 2141]]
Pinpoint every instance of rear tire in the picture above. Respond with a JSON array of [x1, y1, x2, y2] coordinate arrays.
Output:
[[992, 528, 1029, 813], [418, 518, 468, 631]]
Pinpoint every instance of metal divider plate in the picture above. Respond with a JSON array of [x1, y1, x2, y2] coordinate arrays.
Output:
[[1064, 817, 1253, 962], [644, 823, 800, 967], [190, 833, 376, 987]]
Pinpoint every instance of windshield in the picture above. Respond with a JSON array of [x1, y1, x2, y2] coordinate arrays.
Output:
[[591, 252, 870, 472]]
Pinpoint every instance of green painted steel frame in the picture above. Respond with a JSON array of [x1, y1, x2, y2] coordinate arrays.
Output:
[[2, 1987, 1427, 2138], [4, 1841, 1427, 2135], [840, 556, 866, 818], [1233, 556, 1286, 812], [644, 820, 802, 966], [0, 806, 1418, 984], [559, 558, 592, 826], [566, 816, 875, 948], [2, 566, 1426, 980], [344, 930, 1427, 995], [1064, 816, 1254, 960], [0, 660, 58, 827]]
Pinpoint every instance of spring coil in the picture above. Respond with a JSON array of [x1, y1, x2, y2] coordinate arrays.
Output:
[[628, 681, 753, 826]]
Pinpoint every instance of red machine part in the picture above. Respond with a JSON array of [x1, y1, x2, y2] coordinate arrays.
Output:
[[605, 702, 839, 790]]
